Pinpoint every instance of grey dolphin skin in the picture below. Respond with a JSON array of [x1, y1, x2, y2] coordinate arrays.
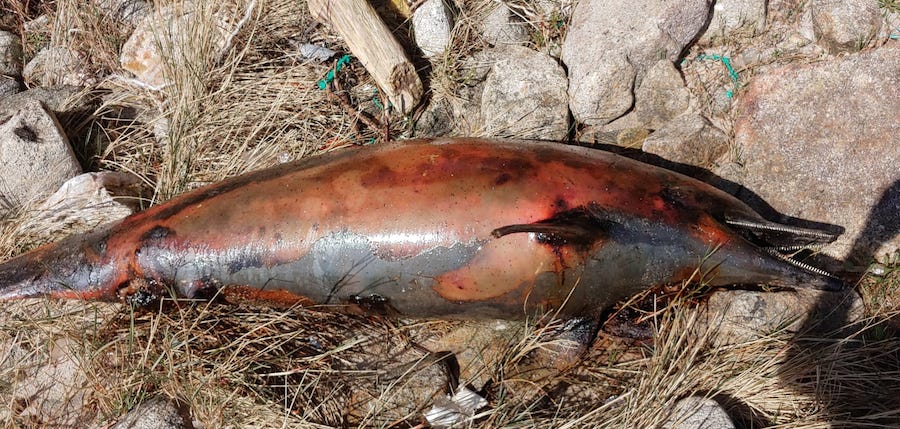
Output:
[[0, 138, 842, 324]]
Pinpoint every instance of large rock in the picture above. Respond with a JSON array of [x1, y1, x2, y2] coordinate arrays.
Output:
[[120, 2, 233, 89], [96, 0, 152, 26], [480, 46, 568, 140], [563, 0, 713, 125], [0, 99, 82, 209], [15, 172, 141, 243], [412, 0, 455, 58], [0, 85, 86, 115], [604, 60, 693, 131], [699, 0, 767, 43], [22, 46, 93, 87], [481, 3, 529, 46], [811, 0, 883, 53], [0, 30, 23, 77], [731, 46, 900, 261]]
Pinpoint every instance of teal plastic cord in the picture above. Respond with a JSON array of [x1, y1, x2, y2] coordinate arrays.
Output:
[[692, 54, 741, 98], [317, 54, 353, 90]]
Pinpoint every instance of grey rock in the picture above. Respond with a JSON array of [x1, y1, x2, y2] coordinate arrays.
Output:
[[563, 0, 713, 126], [663, 397, 735, 429], [23, 46, 93, 87], [15, 172, 141, 243], [480, 46, 569, 140], [731, 45, 900, 261], [633, 60, 692, 129], [413, 0, 455, 58], [601, 60, 692, 131], [0, 76, 21, 99], [642, 112, 729, 168], [700, 0, 767, 43], [0, 30, 23, 77], [97, 0, 152, 26], [0, 85, 86, 115], [481, 3, 529, 46], [702, 289, 864, 347], [811, 0, 882, 53], [566, 50, 635, 125], [113, 396, 194, 429], [24, 14, 49, 33], [416, 99, 454, 137], [0, 99, 82, 209]]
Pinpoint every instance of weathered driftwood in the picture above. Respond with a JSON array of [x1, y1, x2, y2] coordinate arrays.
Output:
[[309, 0, 423, 114]]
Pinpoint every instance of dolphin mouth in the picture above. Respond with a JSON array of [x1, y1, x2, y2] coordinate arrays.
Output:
[[723, 216, 844, 290]]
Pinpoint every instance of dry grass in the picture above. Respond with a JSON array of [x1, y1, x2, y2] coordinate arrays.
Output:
[[1, 0, 900, 427]]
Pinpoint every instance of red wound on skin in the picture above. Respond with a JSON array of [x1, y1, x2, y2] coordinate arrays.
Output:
[[221, 285, 316, 308]]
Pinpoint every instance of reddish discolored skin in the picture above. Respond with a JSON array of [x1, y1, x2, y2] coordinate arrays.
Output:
[[0, 138, 840, 319]]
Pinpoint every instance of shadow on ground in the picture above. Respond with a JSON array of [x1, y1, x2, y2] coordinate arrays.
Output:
[[779, 179, 900, 427]]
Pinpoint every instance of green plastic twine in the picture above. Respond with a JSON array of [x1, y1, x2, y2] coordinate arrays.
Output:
[[891, 28, 900, 40], [317, 54, 353, 90], [694, 54, 741, 98]]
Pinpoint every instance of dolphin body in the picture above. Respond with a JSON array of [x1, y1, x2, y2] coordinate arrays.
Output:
[[0, 138, 841, 320]]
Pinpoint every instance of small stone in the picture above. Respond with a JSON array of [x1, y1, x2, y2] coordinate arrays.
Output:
[[481, 3, 529, 46], [700, 0, 767, 43], [120, 2, 233, 89], [480, 46, 569, 140], [112, 396, 194, 429], [796, 4, 816, 42], [0, 30, 23, 77], [22, 47, 93, 87], [413, 0, 455, 58], [811, 0, 883, 53], [663, 396, 735, 429], [23, 14, 49, 33], [641, 112, 729, 168], [0, 99, 82, 210]]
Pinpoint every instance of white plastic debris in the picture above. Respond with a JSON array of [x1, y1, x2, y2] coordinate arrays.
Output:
[[424, 386, 488, 428], [298, 43, 336, 63]]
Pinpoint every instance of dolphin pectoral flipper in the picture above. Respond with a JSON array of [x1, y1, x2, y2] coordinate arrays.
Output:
[[491, 205, 611, 250]]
